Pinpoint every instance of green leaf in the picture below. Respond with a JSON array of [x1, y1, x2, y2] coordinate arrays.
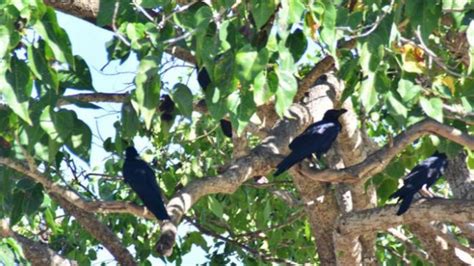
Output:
[[235, 45, 269, 84], [0, 25, 10, 59], [397, 79, 422, 103], [0, 60, 32, 125], [27, 41, 58, 91], [275, 68, 297, 117], [387, 91, 408, 118], [253, 71, 273, 106], [139, 0, 171, 8], [135, 55, 161, 129], [250, 0, 278, 29], [66, 117, 92, 162], [405, 0, 440, 41], [288, 0, 305, 24], [0, 244, 15, 266], [121, 101, 139, 139], [236, 90, 256, 134], [213, 52, 235, 93], [97, 1, 115, 26], [187, 232, 209, 251], [419, 97, 443, 122], [40, 106, 74, 143], [320, 0, 337, 54], [33, 8, 73, 64], [360, 73, 377, 112], [286, 29, 307, 62], [208, 196, 224, 217], [10, 190, 25, 225], [171, 83, 193, 118], [58, 55, 94, 91]]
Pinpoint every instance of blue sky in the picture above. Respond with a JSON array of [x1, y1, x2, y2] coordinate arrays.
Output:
[[55, 11, 215, 265]]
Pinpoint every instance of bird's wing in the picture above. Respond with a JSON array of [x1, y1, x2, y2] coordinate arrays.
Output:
[[289, 121, 338, 151], [125, 160, 170, 220]]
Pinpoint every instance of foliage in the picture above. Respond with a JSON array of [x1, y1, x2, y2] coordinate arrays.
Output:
[[0, 0, 473, 264]]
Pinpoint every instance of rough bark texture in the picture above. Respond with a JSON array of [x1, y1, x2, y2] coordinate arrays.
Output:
[[0, 220, 78, 266], [290, 77, 343, 265], [6, 1, 468, 265], [445, 151, 474, 200], [53, 196, 137, 266]]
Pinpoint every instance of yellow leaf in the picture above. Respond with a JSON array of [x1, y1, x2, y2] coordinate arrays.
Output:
[[442, 75, 456, 95], [396, 43, 426, 74]]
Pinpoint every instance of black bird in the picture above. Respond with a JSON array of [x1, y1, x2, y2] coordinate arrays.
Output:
[[274, 109, 347, 176], [197, 66, 211, 90], [389, 151, 448, 215], [122, 147, 170, 220]]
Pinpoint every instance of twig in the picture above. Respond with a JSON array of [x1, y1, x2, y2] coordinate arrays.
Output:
[[112, 0, 131, 46], [183, 216, 300, 264]]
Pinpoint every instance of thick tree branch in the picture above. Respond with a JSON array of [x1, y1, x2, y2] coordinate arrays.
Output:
[[53, 196, 137, 266], [156, 104, 313, 255], [0, 157, 137, 265], [297, 118, 474, 183], [44, 1, 196, 64], [336, 199, 474, 236], [0, 220, 78, 266]]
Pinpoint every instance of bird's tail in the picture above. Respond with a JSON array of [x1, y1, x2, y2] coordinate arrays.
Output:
[[146, 198, 171, 221], [395, 193, 414, 215], [274, 152, 301, 177], [390, 187, 415, 215]]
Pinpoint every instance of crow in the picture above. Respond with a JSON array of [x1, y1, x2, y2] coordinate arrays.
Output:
[[122, 146, 170, 220], [197, 66, 211, 90], [389, 151, 448, 215], [274, 109, 347, 176]]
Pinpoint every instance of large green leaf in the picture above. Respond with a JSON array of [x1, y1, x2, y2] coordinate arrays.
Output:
[[275, 68, 297, 117], [0, 59, 32, 125], [58, 55, 94, 91], [27, 40, 58, 91], [33, 8, 73, 65], [250, 0, 278, 29], [171, 83, 193, 119], [419, 97, 443, 122], [66, 117, 92, 162], [135, 55, 161, 129], [40, 106, 74, 143], [235, 45, 269, 84], [360, 73, 377, 112], [397, 79, 422, 103], [121, 101, 139, 139], [286, 29, 308, 62], [0, 25, 10, 59], [387, 91, 408, 119]]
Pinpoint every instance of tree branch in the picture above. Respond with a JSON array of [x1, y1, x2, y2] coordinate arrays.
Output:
[[44, 0, 196, 64], [156, 104, 313, 256], [0, 157, 137, 265], [296, 118, 474, 183], [336, 199, 474, 236], [0, 220, 78, 266]]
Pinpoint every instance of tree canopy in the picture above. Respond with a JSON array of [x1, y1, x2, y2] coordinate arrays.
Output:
[[0, 0, 473, 265]]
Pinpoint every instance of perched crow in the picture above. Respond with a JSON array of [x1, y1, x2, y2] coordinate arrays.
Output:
[[274, 109, 347, 176], [390, 151, 448, 215], [122, 147, 170, 220]]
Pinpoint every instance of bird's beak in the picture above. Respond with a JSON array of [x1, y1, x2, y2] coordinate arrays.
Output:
[[338, 109, 348, 116]]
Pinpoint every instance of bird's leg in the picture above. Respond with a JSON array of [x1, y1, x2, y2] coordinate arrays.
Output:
[[419, 186, 444, 199], [418, 187, 433, 198]]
